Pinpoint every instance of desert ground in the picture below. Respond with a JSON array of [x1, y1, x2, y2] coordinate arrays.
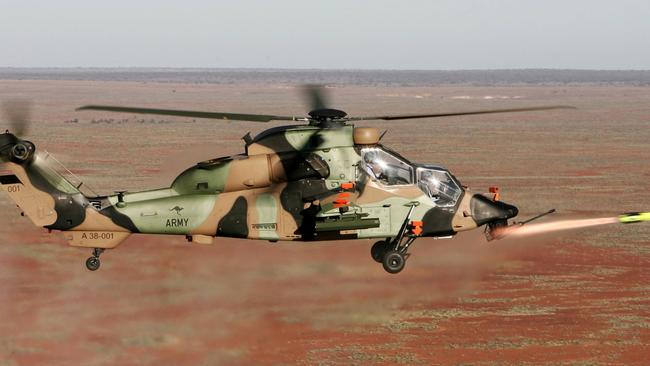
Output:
[[0, 78, 649, 365]]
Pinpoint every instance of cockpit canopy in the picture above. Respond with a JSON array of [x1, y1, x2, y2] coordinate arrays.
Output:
[[416, 166, 462, 207], [359, 147, 463, 207], [360, 147, 413, 186]]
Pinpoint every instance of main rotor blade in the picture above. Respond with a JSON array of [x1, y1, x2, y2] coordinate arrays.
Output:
[[302, 84, 330, 111], [349, 105, 576, 121], [2, 99, 32, 136], [76, 105, 299, 122]]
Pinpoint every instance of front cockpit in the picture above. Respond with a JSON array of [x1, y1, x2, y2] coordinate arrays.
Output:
[[415, 166, 463, 208]]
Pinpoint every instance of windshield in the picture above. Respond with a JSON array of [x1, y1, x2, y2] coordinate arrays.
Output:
[[360, 147, 413, 185], [417, 167, 462, 207]]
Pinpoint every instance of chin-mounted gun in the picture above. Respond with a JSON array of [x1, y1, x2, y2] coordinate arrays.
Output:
[[485, 209, 556, 241]]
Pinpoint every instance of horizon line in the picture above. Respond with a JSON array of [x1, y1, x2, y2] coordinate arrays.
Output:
[[1, 67, 650, 72]]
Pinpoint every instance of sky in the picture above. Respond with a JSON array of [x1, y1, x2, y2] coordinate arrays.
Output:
[[1, 0, 649, 69]]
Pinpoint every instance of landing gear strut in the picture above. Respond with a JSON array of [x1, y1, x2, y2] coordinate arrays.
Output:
[[372, 203, 419, 274], [85, 248, 104, 271]]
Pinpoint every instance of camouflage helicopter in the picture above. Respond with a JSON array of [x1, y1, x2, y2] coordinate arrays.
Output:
[[0, 89, 568, 273]]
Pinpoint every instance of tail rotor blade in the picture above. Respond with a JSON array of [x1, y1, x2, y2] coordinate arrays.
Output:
[[2, 99, 32, 136]]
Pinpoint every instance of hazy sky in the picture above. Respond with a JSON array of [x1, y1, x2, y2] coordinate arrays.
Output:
[[1, 0, 649, 69]]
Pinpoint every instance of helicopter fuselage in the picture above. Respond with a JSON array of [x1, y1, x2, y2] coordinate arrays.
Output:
[[1, 89, 573, 273], [1, 125, 518, 250]]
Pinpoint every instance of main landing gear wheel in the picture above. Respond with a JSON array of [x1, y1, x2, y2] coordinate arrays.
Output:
[[85, 248, 104, 271], [371, 240, 390, 263], [377, 204, 418, 274], [382, 250, 406, 274]]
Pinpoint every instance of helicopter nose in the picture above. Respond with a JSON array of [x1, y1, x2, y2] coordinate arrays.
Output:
[[470, 194, 519, 226]]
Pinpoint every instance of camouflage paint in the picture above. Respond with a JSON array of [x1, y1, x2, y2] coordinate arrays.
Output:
[[1, 124, 518, 250]]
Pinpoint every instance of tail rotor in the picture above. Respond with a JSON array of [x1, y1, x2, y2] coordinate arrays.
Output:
[[1, 100, 36, 163]]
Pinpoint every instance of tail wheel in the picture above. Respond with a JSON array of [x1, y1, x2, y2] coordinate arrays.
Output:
[[382, 250, 406, 274], [85, 256, 100, 271], [371, 240, 390, 263]]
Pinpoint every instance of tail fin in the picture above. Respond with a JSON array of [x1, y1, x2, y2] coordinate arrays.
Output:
[[1, 132, 85, 228], [2, 133, 133, 250], [1, 153, 81, 227]]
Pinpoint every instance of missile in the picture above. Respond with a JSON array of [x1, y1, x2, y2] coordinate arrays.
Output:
[[618, 212, 650, 224]]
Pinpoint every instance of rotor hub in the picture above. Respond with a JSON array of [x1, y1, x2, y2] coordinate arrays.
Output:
[[308, 108, 347, 121]]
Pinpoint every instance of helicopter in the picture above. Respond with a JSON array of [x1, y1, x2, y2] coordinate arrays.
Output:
[[0, 88, 570, 274]]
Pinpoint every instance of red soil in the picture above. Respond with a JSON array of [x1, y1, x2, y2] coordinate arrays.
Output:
[[1, 82, 649, 365]]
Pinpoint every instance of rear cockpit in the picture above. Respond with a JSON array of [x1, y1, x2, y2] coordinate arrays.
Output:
[[359, 146, 414, 186], [358, 145, 463, 207]]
